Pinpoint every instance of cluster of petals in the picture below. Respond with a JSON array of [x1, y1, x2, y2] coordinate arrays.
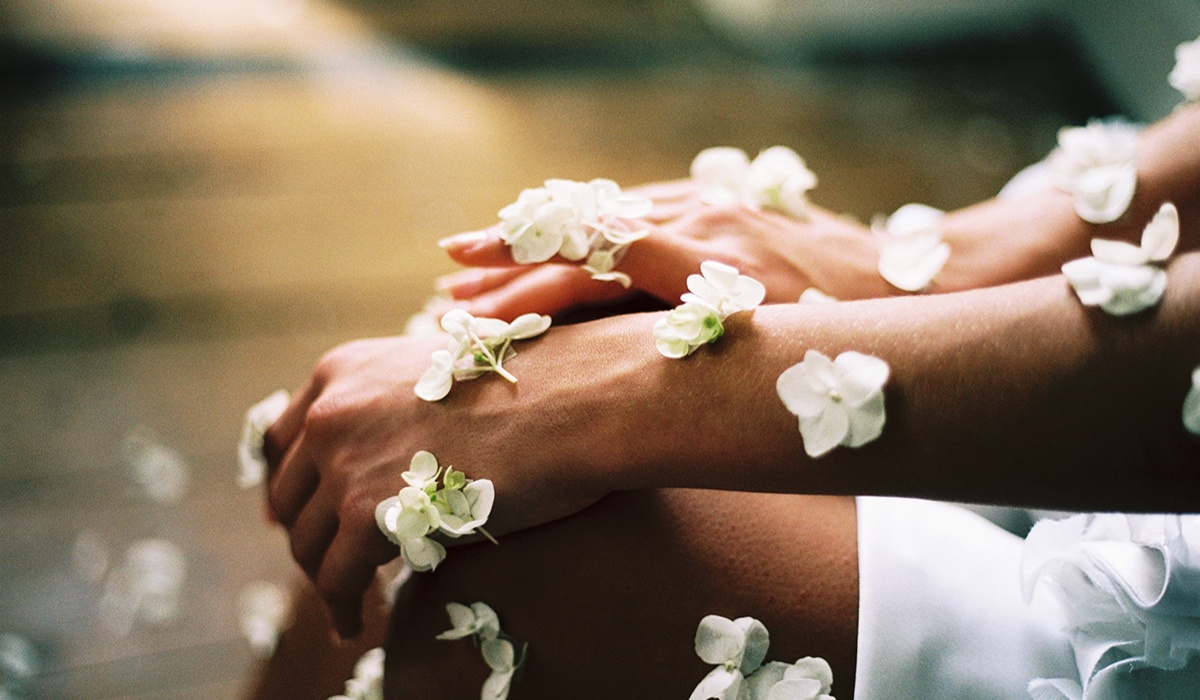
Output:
[[374, 451, 495, 572], [438, 601, 526, 700], [653, 261, 766, 358], [776, 349, 889, 458], [1061, 202, 1178, 316], [1169, 34, 1200, 102], [690, 615, 836, 700], [1183, 366, 1200, 437], [1022, 513, 1200, 700], [497, 178, 651, 287], [329, 647, 384, 700], [237, 389, 289, 488], [415, 309, 551, 401], [691, 146, 818, 219], [872, 204, 951, 292], [1048, 119, 1140, 224]]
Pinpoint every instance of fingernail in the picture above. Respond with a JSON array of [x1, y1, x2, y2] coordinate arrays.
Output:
[[437, 230, 489, 250]]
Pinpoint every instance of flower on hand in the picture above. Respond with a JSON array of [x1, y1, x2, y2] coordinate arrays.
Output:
[[438, 601, 527, 700], [691, 146, 818, 219], [1048, 119, 1139, 224], [690, 615, 836, 700], [1169, 34, 1200, 102], [237, 390, 289, 488], [374, 451, 495, 572], [653, 261, 766, 358], [497, 178, 651, 287], [873, 204, 950, 292], [1061, 202, 1178, 316], [776, 349, 890, 458], [415, 309, 551, 402]]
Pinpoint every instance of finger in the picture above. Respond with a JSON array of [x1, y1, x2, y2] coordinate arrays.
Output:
[[461, 264, 632, 320], [268, 437, 321, 527], [614, 224, 707, 303], [316, 519, 398, 639], [627, 179, 696, 203], [435, 266, 532, 300], [287, 489, 340, 582], [437, 228, 515, 267], [263, 377, 322, 471]]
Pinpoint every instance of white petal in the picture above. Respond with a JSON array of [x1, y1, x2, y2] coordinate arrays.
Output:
[[776, 364, 830, 419], [799, 403, 850, 458], [878, 240, 950, 292], [1090, 238, 1148, 265], [1099, 267, 1166, 316], [506, 313, 552, 340], [692, 148, 751, 192], [400, 537, 446, 572], [741, 662, 789, 699], [656, 336, 696, 359], [880, 203, 943, 238], [481, 670, 514, 700], [734, 617, 769, 675], [695, 615, 745, 665], [481, 637, 515, 672], [766, 679, 823, 700], [390, 505, 436, 541], [1140, 202, 1179, 262], [557, 225, 592, 262], [436, 602, 476, 640], [798, 288, 836, 304], [689, 667, 741, 700], [833, 352, 890, 405], [725, 276, 767, 313], [700, 260, 743, 295], [844, 390, 886, 448], [1073, 165, 1137, 224], [415, 351, 455, 402], [1182, 370, 1200, 437], [237, 390, 290, 488], [403, 450, 440, 487], [508, 214, 568, 264], [785, 656, 834, 692], [1061, 257, 1112, 307], [374, 497, 402, 544], [471, 601, 501, 640]]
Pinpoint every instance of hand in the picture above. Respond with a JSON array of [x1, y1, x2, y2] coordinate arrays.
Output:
[[262, 331, 612, 639], [435, 179, 892, 321]]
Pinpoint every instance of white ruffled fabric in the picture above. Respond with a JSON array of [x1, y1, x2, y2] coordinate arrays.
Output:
[[1022, 514, 1200, 699]]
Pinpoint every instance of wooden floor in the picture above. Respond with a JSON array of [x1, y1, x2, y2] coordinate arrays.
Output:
[[0, 3, 1108, 697]]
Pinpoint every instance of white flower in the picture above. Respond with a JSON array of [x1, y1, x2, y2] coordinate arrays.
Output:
[[377, 487, 441, 543], [1048, 119, 1139, 224], [583, 248, 633, 288], [481, 637, 520, 700], [399, 536, 446, 572], [498, 187, 575, 264], [776, 350, 889, 458], [237, 389, 289, 488], [798, 288, 836, 304], [692, 146, 817, 219], [330, 647, 385, 700], [402, 450, 441, 491], [1170, 35, 1200, 102], [742, 658, 836, 700], [1061, 202, 1177, 316], [654, 261, 765, 358], [1183, 366, 1200, 437], [99, 539, 187, 636], [436, 479, 495, 537], [437, 601, 501, 641], [690, 615, 770, 700], [238, 580, 291, 657], [873, 204, 950, 292], [125, 430, 190, 504], [415, 310, 552, 401]]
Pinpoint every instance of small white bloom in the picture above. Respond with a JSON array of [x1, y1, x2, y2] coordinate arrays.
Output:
[[743, 659, 835, 700], [238, 580, 291, 657], [415, 310, 552, 401], [873, 204, 950, 292], [653, 302, 725, 358], [377, 487, 441, 544], [688, 260, 768, 316], [399, 535, 446, 572], [654, 261, 765, 359], [1048, 119, 1139, 224], [798, 288, 837, 304], [437, 601, 501, 641], [436, 479, 495, 537], [1183, 366, 1200, 437], [331, 647, 385, 700], [498, 187, 575, 264], [237, 390, 289, 488], [402, 450, 442, 491], [690, 615, 771, 700], [99, 539, 187, 636], [1062, 202, 1178, 316], [505, 313, 553, 340], [692, 147, 752, 207], [691, 146, 817, 218], [481, 637, 519, 700], [1170, 35, 1200, 102], [776, 350, 890, 458], [414, 349, 456, 402]]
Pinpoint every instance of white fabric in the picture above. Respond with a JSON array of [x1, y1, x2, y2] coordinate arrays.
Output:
[[854, 497, 1076, 699]]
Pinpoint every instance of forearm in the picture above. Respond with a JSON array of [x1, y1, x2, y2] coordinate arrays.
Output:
[[540, 254, 1200, 512]]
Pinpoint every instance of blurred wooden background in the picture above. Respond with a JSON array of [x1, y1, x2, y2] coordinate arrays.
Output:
[[0, 0, 1118, 697]]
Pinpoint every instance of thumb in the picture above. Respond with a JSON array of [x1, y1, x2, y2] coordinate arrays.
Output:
[[438, 228, 515, 267]]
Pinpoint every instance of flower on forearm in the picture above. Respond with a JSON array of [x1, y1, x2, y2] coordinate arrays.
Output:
[[438, 601, 527, 700], [1169, 35, 1200, 102], [1183, 366, 1200, 437], [414, 310, 552, 401], [437, 601, 501, 641], [690, 615, 836, 700], [873, 204, 950, 293], [375, 451, 495, 572], [497, 178, 651, 284], [653, 261, 766, 358], [776, 349, 890, 458], [1048, 119, 1139, 224], [691, 146, 817, 219], [237, 390, 289, 488], [1062, 202, 1178, 316]]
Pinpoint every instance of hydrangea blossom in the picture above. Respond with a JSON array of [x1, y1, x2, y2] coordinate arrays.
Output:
[[690, 615, 836, 700], [1169, 34, 1200, 102], [1048, 119, 1139, 224], [497, 178, 651, 287], [330, 647, 384, 700], [1061, 202, 1178, 316], [374, 451, 495, 572], [438, 601, 528, 700], [237, 389, 289, 488], [691, 146, 818, 219], [873, 204, 950, 292], [653, 261, 766, 358], [776, 350, 890, 458], [415, 310, 552, 401], [1183, 366, 1200, 437]]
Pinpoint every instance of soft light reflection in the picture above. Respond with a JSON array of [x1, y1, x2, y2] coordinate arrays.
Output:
[[98, 539, 187, 637], [238, 581, 292, 657]]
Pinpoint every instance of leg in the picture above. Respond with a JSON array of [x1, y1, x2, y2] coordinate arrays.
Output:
[[384, 490, 858, 699]]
